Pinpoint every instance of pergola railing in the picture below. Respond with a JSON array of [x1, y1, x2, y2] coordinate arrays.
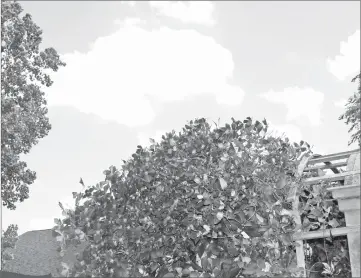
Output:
[[288, 149, 360, 277]]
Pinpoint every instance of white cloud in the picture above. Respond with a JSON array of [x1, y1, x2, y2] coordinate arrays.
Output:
[[285, 52, 302, 64], [216, 86, 245, 106], [114, 17, 146, 27], [327, 30, 360, 81], [149, 1, 215, 26], [259, 87, 324, 126], [46, 22, 243, 127], [125, 1, 136, 7]]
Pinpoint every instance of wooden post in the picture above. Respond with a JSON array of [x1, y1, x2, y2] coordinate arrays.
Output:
[[288, 152, 313, 277]]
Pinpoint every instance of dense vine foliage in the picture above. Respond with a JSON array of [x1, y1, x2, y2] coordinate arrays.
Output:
[[305, 236, 351, 278], [54, 117, 313, 277], [298, 178, 350, 278], [299, 182, 345, 233]]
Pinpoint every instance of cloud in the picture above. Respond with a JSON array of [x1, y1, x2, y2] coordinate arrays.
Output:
[[259, 87, 324, 126], [284, 52, 302, 64], [124, 1, 136, 7], [46, 21, 243, 127], [114, 17, 146, 26], [148, 1, 215, 26], [327, 30, 360, 81]]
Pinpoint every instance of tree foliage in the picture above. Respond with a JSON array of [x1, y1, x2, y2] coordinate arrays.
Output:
[[54, 117, 313, 278], [1, 0, 65, 209], [1, 224, 19, 267], [339, 73, 361, 146]]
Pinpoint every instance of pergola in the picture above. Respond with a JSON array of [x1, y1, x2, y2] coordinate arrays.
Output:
[[288, 149, 360, 277]]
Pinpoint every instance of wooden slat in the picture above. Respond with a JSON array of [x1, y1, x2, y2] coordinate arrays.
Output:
[[308, 149, 360, 164], [287, 154, 313, 201], [295, 240, 306, 277], [303, 170, 360, 185], [292, 153, 313, 277], [304, 161, 347, 171], [293, 226, 360, 241]]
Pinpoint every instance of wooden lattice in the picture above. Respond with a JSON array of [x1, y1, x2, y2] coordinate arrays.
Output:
[[288, 149, 360, 277]]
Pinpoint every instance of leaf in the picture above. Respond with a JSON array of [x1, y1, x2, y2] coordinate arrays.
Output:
[[94, 234, 101, 243], [194, 177, 201, 184], [197, 240, 208, 257], [280, 233, 292, 245], [204, 199, 212, 205], [54, 218, 61, 226], [310, 207, 323, 217], [276, 174, 286, 189], [241, 231, 249, 239], [216, 212, 224, 221], [201, 256, 209, 269], [328, 218, 339, 228], [202, 225, 211, 236], [280, 209, 292, 216], [169, 138, 176, 146], [255, 214, 264, 223], [58, 202, 64, 211], [219, 177, 228, 190]]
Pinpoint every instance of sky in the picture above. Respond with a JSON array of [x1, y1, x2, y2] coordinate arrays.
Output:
[[3, 1, 360, 235]]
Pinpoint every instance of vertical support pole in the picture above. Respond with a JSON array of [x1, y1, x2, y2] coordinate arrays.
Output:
[[288, 152, 312, 277]]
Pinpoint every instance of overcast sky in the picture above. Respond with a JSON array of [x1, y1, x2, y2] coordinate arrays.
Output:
[[3, 1, 360, 235]]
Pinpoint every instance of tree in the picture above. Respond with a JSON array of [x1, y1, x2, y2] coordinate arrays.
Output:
[[1, 224, 19, 268], [54, 117, 311, 277], [339, 73, 361, 146], [1, 1, 65, 209]]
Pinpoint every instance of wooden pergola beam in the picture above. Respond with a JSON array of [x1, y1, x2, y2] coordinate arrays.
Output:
[[293, 226, 360, 241], [303, 170, 360, 185]]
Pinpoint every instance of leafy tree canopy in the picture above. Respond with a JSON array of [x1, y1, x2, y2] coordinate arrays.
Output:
[[339, 73, 361, 146], [1, 224, 19, 267], [54, 117, 312, 278], [1, 1, 65, 209]]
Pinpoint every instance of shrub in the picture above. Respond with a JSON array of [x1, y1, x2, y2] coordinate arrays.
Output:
[[54, 117, 311, 277], [1, 224, 19, 267]]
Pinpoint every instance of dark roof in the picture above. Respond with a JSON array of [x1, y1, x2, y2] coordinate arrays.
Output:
[[3, 229, 87, 276]]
